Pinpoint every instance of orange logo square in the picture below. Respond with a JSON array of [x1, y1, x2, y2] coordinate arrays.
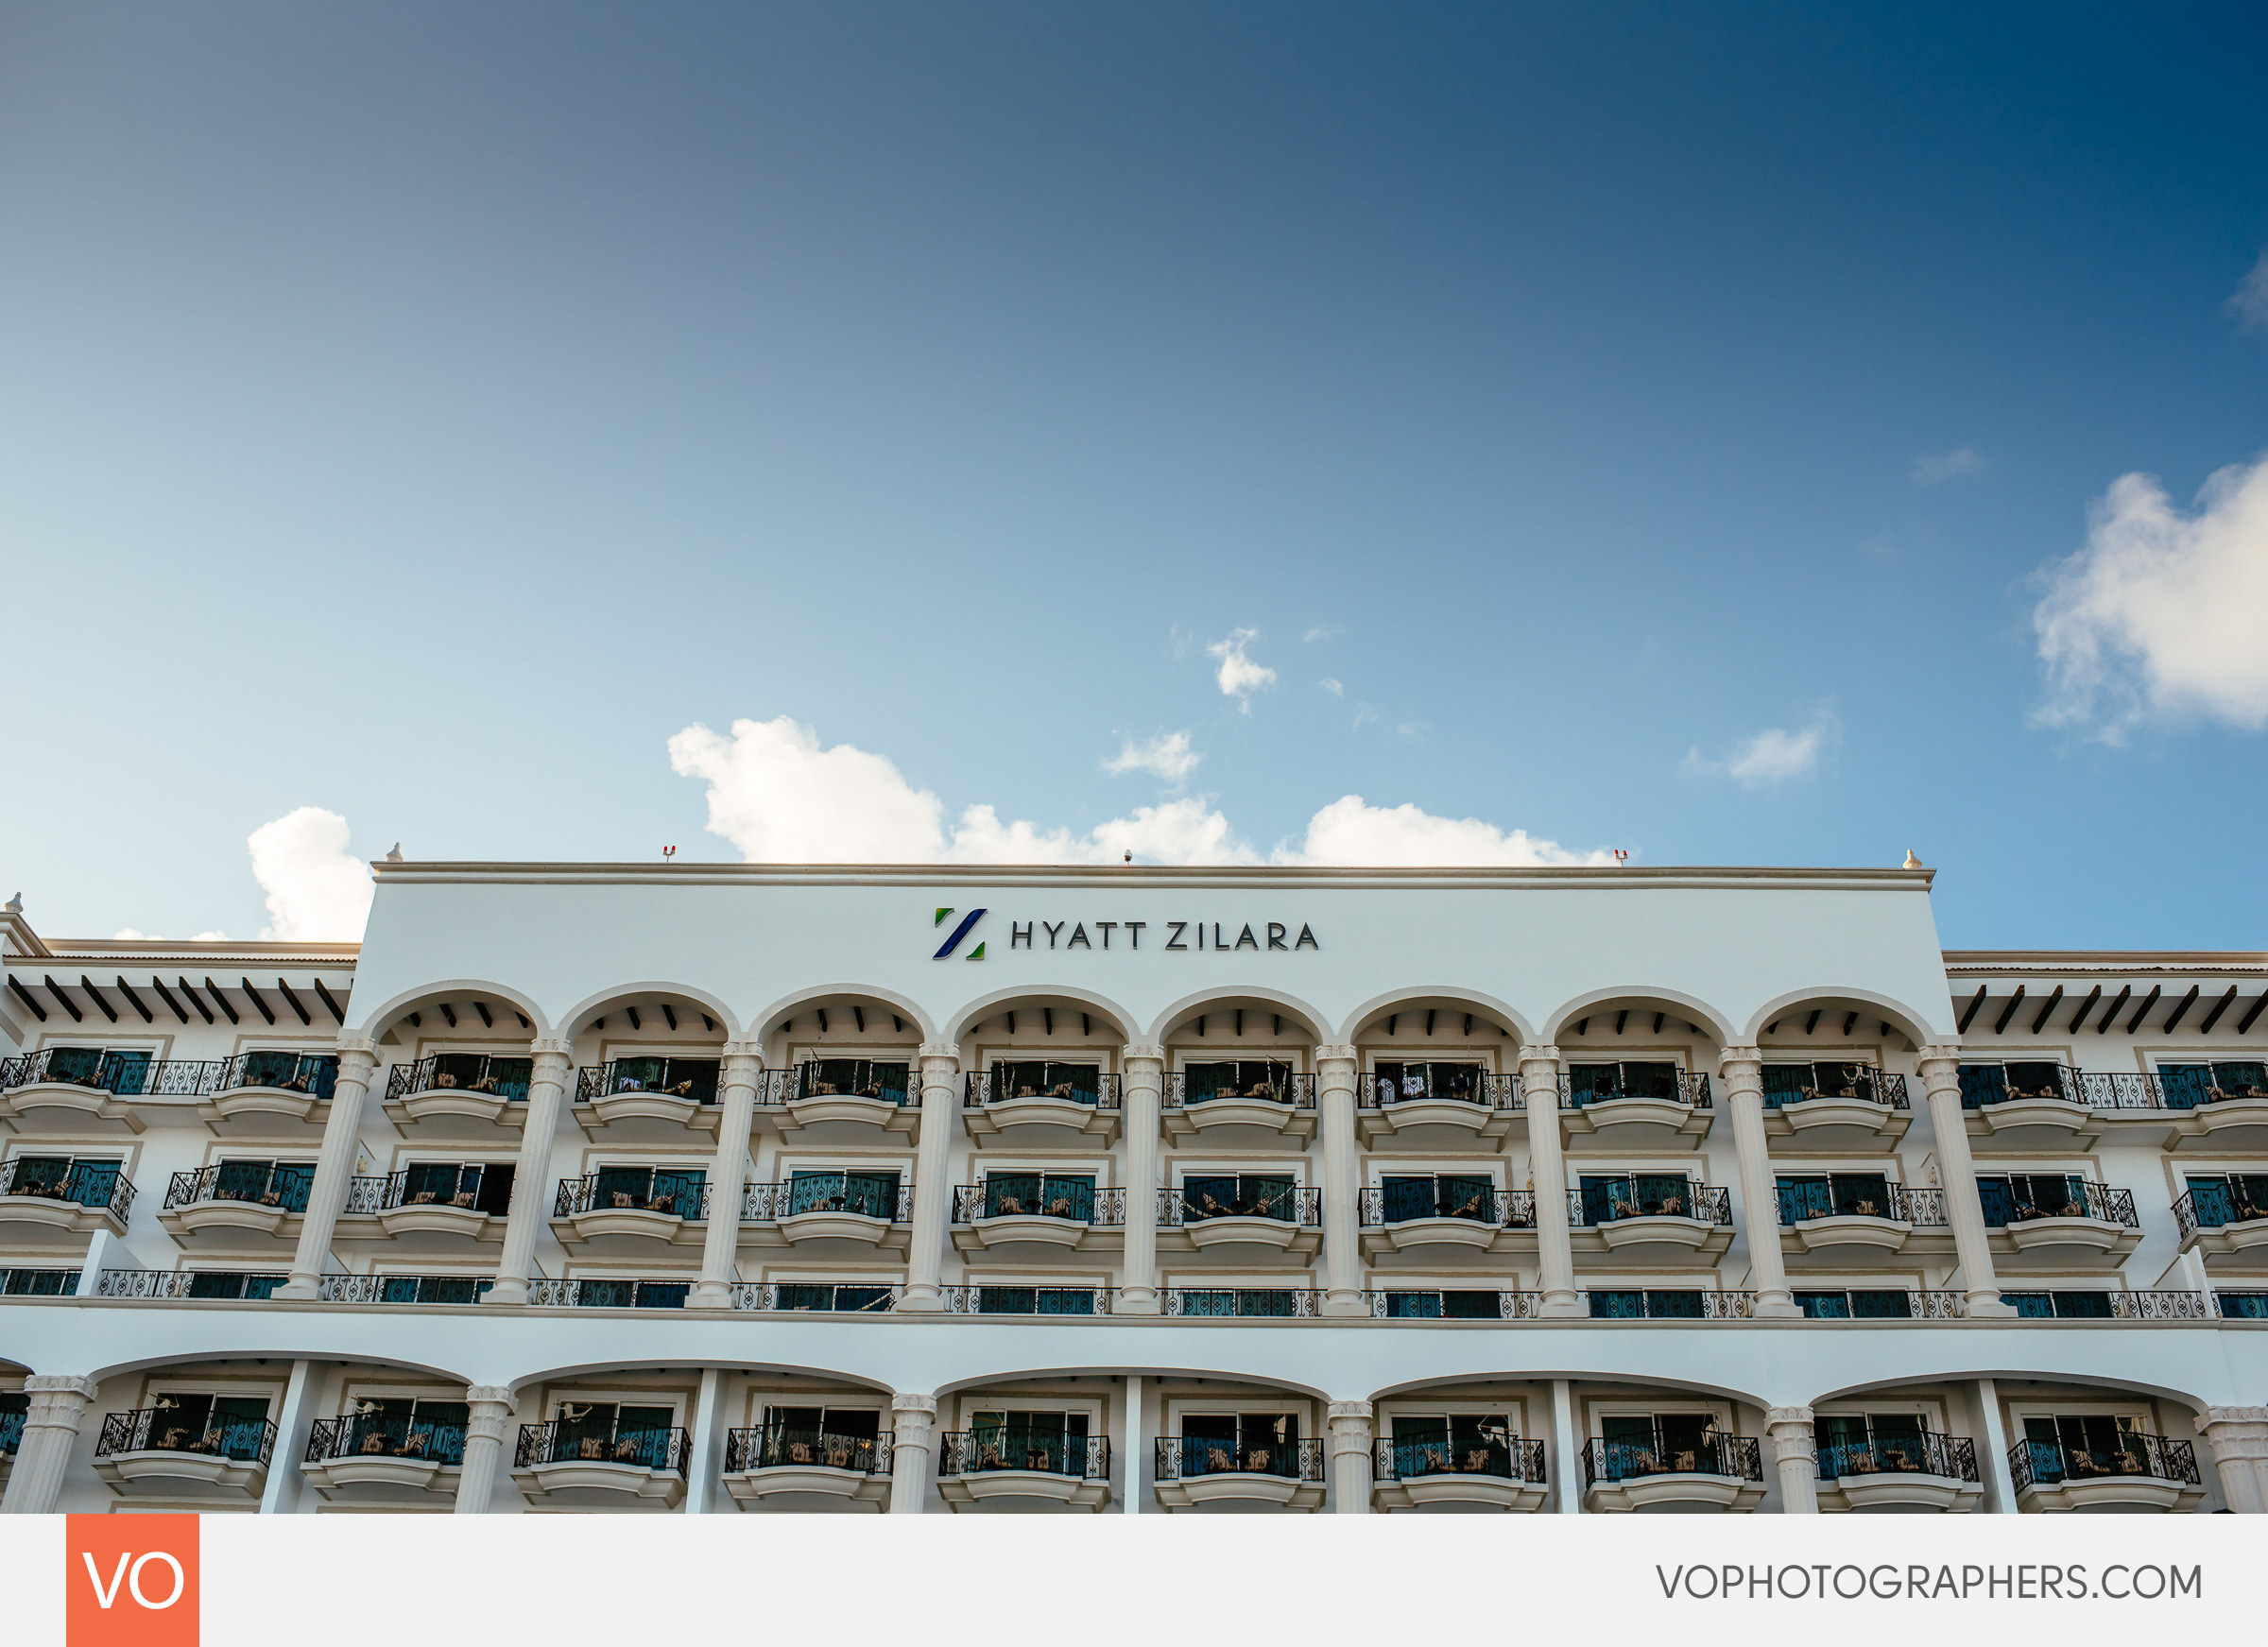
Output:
[[65, 1515, 198, 1647]]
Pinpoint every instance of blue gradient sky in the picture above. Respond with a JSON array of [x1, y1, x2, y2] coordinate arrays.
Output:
[[2, 3, 2264, 947]]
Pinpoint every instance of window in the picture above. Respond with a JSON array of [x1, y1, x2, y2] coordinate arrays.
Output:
[[553, 1402, 677, 1467], [1589, 1290, 1703, 1319], [2002, 1291, 2114, 1319], [969, 1410, 1089, 1474], [1379, 1288, 1503, 1319], [1596, 1414, 1717, 1479], [593, 1164, 706, 1220], [1379, 1173, 1496, 1223], [994, 1061, 1102, 1105], [4, 1155, 123, 1208], [0, 1268, 77, 1296], [784, 1168, 901, 1220], [1957, 1061, 2071, 1107], [1184, 1059, 1292, 1105], [972, 1286, 1097, 1315], [2161, 1062, 2268, 1110], [1177, 1412, 1299, 1476], [1761, 1063, 1884, 1107], [773, 1282, 893, 1312], [343, 1398, 470, 1465], [759, 1405, 881, 1469], [428, 1054, 532, 1101], [575, 1278, 689, 1309], [184, 1272, 284, 1301], [608, 1056, 721, 1104], [400, 1161, 515, 1215], [236, 1050, 337, 1096], [1814, 1413, 1927, 1477], [2020, 1415, 2147, 1481], [1370, 1061, 1484, 1105], [1975, 1173, 2088, 1225], [1390, 1414, 1513, 1478], [210, 1159, 316, 1213], [1175, 1288, 1302, 1317], [2182, 1174, 2268, 1227], [1180, 1173, 1298, 1221], [798, 1057, 908, 1105], [1795, 1290, 1912, 1319], [1776, 1172, 1894, 1223], [38, 1046, 153, 1093], [1568, 1062, 1680, 1107], [979, 1172, 1096, 1221], [145, 1393, 271, 1460], [380, 1275, 490, 1305], [1577, 1173, 1694, 1223]]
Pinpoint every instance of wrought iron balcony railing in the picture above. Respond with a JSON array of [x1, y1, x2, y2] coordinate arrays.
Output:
[[1978, 1180, 2138, 1228], [1568, 1179, 1731, 1226], [528, 1278, 691, 1309], [1163, 1184, 1322, 1227], [1356, 1072, 1523, 1109], [1369, 1289, 1547, 1319], [1560, 1070, 1712, 1109], [1777, 1183, 1948, 1226], [0, 1047, 339, 1100], [0, 1411, 21, 1455], [953, 1182, 1127, 1225], [744, 1176, 914, 1223], [0, 1158, 136, 1220], [516, 1420, 688, 1474], [94, 1270, 283, 1300], [726, 1425, 894, 1475], [1375, 1434, 1547, 1484], [966, 1070, 1124, 1109], [2174, 1177, 2268, 1239], [1761, 1070, 1910, 1109], [946, 1285, 1115, 1315], [306, 1412, 467, 1467], [730, 1281, 899, 1312], [98, 1406, 277, 1466], [344, 1164, 507, 1215], [1795, 1289, 1967, 1319], [2217, 1291, 2268, 1320], [1156, 1435, 1325, 1483], [1164, 1288, 1323, 1317], [1582, 1434, 1762, 1487], [555, 1170, 708, 1221], [1815, 1431, 1977, 1483], [1959, 1066, 2190, 1111], [1359, 1182, 1535, 1227], [165, 1161, 314, 1215], [318, 1273, 495, 1305], [2009, 1433, 2198, 1492], [2001, 1290, 2208, 1320], [576, 1058, 722, 1106], [938, 1430, 1108, 1480], [1587, 1289, 1758, 1319], [0, 1266, 80, 1295], [385, 1053, 533, 1104], [1161, 1072, 1316, 1110]]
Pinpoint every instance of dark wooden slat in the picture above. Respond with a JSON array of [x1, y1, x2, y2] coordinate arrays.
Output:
[[2096, 985, 2131, 1034], [2028, 986, 2064, 1035], [1956, 986, 1988, 1034], [1612, 1009, 1625, 1036], [663, 1004, 679, 1032], [180, 978, 216, 1025], [1842, 1012, 1859, 1037], [275, 979, 312, 1026], [313, 979, 348, 1023], [2124, 986, 2161, 1035], [474, 1001, 494, 1029], [150, 977, 190, 1023], [1993, 986, 2026, 1036], [113, 976, 154, 1023], [2240, 992, 2268, 1035], [44, 976, 84, 1022], [79, 976, 119, 1023], [240, 978, 276, 1026], [7, 976, 48, 1021], [2161, 986, 2201, 1034], [438, 1002, 458, 1029], [1803, 1009, 1821, 1036], [204, 977, 240, 1025], [1429, 1009, 1439, 1037], [2068, 985, 2102, 1034], [2198, 986, 2240, 1034]]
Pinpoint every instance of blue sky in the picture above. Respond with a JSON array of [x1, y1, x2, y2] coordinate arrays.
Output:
[[1, 3, 2263, 949]]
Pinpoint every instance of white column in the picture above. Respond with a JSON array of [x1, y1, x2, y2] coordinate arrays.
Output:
[[2200, 1408, 2268, 1514], [453, 1385, 515, 1514], [1119, 1046, 1163, 1313], [1124, 1375, 1146, 1513], [1973, 1378, 2019, 1513], [1521, 1050, 1580, 1316], [888, 1394, 936, 1513], [1316, 1045, 1365, 1316], [1918, 1047, 2012, 1315], [685, 1366, 725, 1514], [1328, 1399, 1374, 1514], [275, 1038, 378, 1298], [258, 1359, 317, 1514], [0, 1375, 97, 1513], [690, 1043, 763, 1308], [1722, 1048, 1798, 1317], [1765, 1405, 1818, 1513], [485, 1038, 574, 1307], [1550, 1378, 1583, 1513], [900, 1045, 958, 1312]]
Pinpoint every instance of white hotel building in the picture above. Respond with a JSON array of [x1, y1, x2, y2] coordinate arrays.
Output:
[[1, 860, 2265, 1516]]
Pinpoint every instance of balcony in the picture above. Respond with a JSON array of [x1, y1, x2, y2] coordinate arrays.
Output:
[[512, 1419, 688, 1508], [1368, 1289, 1545, 1319], [1371, 1434, 1549, 1512], [2010, 1433, 2204, 1513], [730, 1280, 900, 1312], [552, 1168, 708, 1255], [1587, 1289, 1757, 1319], [1794, 1289, 1967, 1319], [158, 1161, 311, 1247], [301, 1412, 465, 1501], [1568, 1177, 1734, 1260], [1159, 1181, 1323, 1259], [2174, 1175, 2268, 1266], [1776, 1180, 1951, 1258], [722, 1424, 894, 1509], [1957, 1062, 2175, 1151], [2163, 1061, 2268, 1147], [936, 1430, 1110, 1510], [767, 1058, 923, 1141], [341, 1163, 511, 1247], [2001, 1289, 2208, 1321], [94, 1270, 283, 1300], [0, 1158, 135, 1242], [1160, 1069, 1317, 1143], [1355, 1064, 1521, 1145], [948, 1285, 1114, 1315], [1813, 1432, 1983, 1513], [0, 1265, 80, 1296], [574, 1057, 724, 1141], [1153, 1435, 1325, 1511], [1581, 1434, 1766, 1512], [0, 1046, 340, 1135], [1164, 1288, 1323, 1317], [318, 1273, 495, 1305], [530, 1278, 692, 1309], [741, 1175, 914, 1252], [382, 1053, 532, 1132], [94, 1405, 276, 1497], [1358, 1178, 1535, 1259], [1558, 1065, 1712, 1149], [961, 1064, 1119, 1143], [952, 1179, 1126, 1253], [1760, 1063, 1912, 1148], [1980, 1177, 2140, 1264]]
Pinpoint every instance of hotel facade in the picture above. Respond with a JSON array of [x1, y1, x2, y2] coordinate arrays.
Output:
[[2, 859, 2265, 1515]]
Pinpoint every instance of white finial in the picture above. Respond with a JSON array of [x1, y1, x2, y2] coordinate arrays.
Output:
[[3, 892, 19, 914], [385, 844, 404, 863], [1901, 849, 1922, 869]]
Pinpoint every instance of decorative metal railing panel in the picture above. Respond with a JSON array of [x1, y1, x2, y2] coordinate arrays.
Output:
[[2000, 1289, 2209, 1321], [306, 1413, 468, 1467], [1163, 1288, 1323, 1317], [1368, 1289, 1546, 1319], [344, 1165, 501, 1215], [1795, 1289, 1967, 1319], [965, 1070, 1125, 1109], [1358, 1183, 1535, 1228], [515, 1420, 688, 1474], [0, 1266, 80, 1296], [1777, 1183, 1948, 1226], [1355, 1072, 1524, 1110], [1162, 1184, 1323, 1227], [576, 1058, 722, 1106], [2216, 1291, 2268, 1320], [1567, 1180, 1732, 1227], [0, 1158, 136, 1220], [385, 1054, 533, 1104], [1760, 1070, 1909, 1110], [937, 1431, 1108, 1480], [945, 1285, 1114, 1315], [97, 1406, 277, 1467], [0, 1411, 21, 1455], [730, 1281, 900, 1312], [554, 1170, 709, 1221], [1558, 1070, 1713, 1110], [952, 1182, 1126, 1225], [743, 1176, 914, 1223], [1160, 1072, 1316, 1110], [0, 1048, 337, 1099], [164, 1161, 315, 1215], [2008, 1433, 2198, 1492], [1978, 1179, 2138, 1228], [528, 1278, 692, 1309], [1815, 1431, 1977, 1483], [1156, 1435, 1325, 1483], [2174, 1177, 2268, 1239], [318, 1273, 494, 1305], [725, 1425, 894, 1475], [1583, 1289, 1756, 1319], [94, 1270, 283, 1301], [1582, 1434, 1761, 1487], [1375, 1435, 1547, 1484]]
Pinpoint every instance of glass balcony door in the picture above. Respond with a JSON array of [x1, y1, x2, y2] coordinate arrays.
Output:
[[1185, 1059, 1291, 1105], [1181, 1174, 1297, 1221], [970, 1410, 1088, 1474]]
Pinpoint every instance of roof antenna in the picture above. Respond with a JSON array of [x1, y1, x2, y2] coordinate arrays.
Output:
[[663, 845, 677, 861], [1611, 849, 1628, 866]]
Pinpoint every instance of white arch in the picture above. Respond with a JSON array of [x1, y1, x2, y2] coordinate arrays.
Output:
[[353, 978, 552, 1044], [1538, 986, 1737, 1048], [558, 982, 744, 1042], [944, 984, 1138, 1047], [1336, 986, 1536, 1048], [1144, 985, 1332, 1047], [750, 984, 937, 1044], [1741, 986, 1941, 1049]]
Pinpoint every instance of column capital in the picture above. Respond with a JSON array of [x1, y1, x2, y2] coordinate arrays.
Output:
[[917, 1042, 959, 1065], [23, 1374, 97, 1402], [335, 1035, 379, 1065], [1764, 1405, 1814, 1431], [1718, 1044, 1763, 1071], [464, 1384, 514, 1407], [1123, 1043, 1165, 1066], [1916, 1042, 1964, 1070], [721, 1039, 765, 1061], [1516, 1045, 1563, 1072], [1327, 1398, 1374, 1423], [530, 1037, 574, 1060], [2202, 1406, 2268, 1429], [1314, 1044, 1357, 1066]]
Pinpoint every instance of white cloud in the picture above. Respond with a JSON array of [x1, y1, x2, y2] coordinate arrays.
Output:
[[1913, 447, 1984, 486], [2033, 455, 2268, 737], [1686, 714, 1841, 786], [1278, 797, 1617, 866], [1350, 704, 1380, 732], [1102, 730, 1200, 783], [2229, 250, 2268, 333], [113, 928, 231, 941], [1302, 625, 1343, 643], [1206, 627, 1277, 712], [1317, 678, 1344, 696], [248, 807, 374, 940]]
